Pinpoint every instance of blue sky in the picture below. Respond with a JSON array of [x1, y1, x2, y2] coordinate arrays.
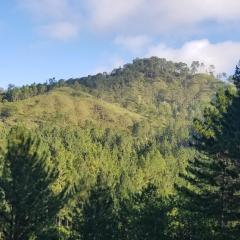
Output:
[[1, 0, 240, 89]]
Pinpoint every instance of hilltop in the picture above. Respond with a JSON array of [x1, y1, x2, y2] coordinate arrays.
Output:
[[0, 57, 223, 134]]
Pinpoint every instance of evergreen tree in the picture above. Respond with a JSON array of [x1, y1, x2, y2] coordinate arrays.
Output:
[[71, 174, 118, 240], [121, 184, 171, 240], [177, 84, 240, 240], [0, 126, 69, 240]]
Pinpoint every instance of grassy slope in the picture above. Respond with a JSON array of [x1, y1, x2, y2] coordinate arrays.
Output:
[[0, 87, 143, 130]]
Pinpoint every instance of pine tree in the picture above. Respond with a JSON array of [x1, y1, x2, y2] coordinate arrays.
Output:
[[177, 84, 240, 240], [123, 184, 171, 240], [0, 126, 69, 240], [71, 174, 119, 240]]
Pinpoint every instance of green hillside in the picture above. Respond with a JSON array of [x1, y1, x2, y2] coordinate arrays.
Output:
[[0, 87, 142, 130], [0, 57, 233, 240]]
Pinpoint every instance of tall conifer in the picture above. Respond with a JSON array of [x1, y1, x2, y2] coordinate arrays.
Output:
[[0, 127, 69, 240], [178, 78, 240, 239]]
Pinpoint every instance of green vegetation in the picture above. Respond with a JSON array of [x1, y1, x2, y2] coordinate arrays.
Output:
[[0, 57, 239, 239], [0, 127, 71, 240], [0, 87, 142, 129]]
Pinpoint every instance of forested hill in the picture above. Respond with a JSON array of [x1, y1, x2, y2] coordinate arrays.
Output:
[[68, 58, 221, 114], [0, 57, 223, 131]]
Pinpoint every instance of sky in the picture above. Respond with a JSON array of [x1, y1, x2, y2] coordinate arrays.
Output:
[[1, 0, 240, 88]]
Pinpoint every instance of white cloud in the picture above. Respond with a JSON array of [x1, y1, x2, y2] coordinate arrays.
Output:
[[85, 0, 240, 34], [18, 0, 82, 40], [146, 39, 240, 73], [39, 22, 80, 40], [148, 0, 240, 25], [114, 35, 152, 54]]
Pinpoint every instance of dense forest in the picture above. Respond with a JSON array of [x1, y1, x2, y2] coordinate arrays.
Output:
[[0, 57, 239, 240]]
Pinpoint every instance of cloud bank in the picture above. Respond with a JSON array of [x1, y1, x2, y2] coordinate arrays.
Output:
[[146, 39, 240, 73], [86, 0, 240, 33], [19, 0, 240, 38], [17, 0, 240, 73]]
